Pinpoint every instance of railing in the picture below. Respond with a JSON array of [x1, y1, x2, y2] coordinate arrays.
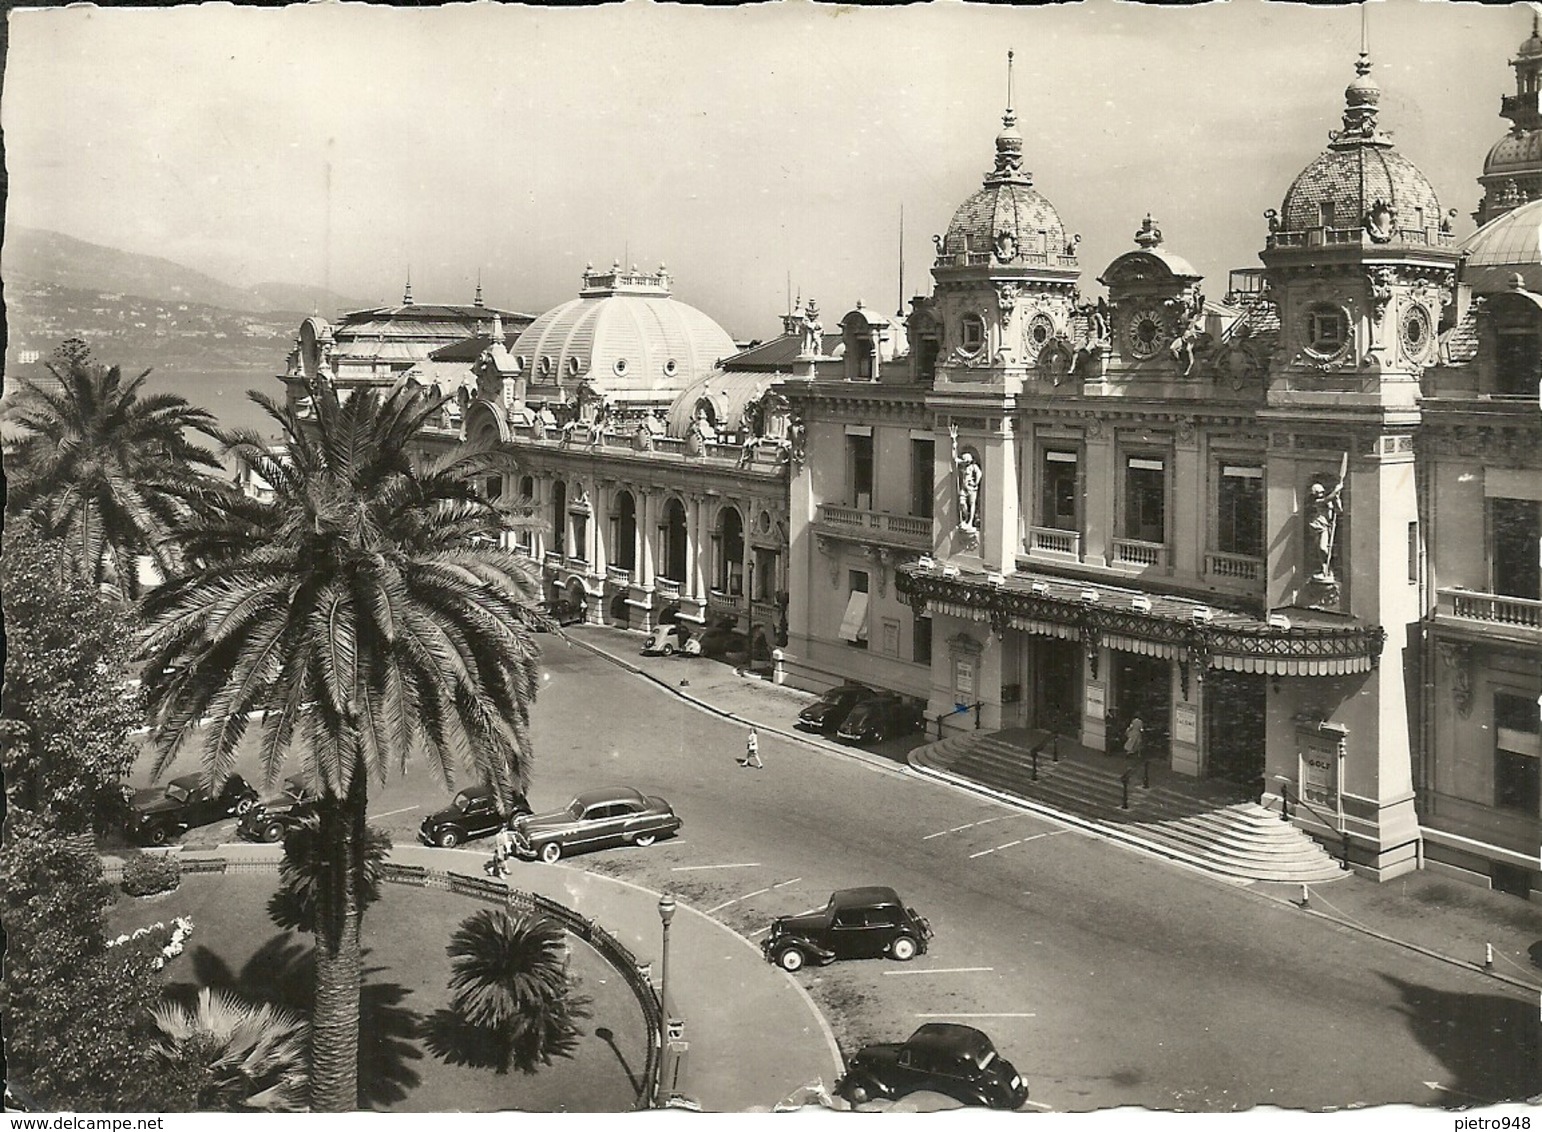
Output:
[[542, 552, 564, 570], [1205, 550, 1264, 582], [606, 564, 633, 586], [1111, 538, 1169, 570], [815, 504, 933, 546], [655, 578, 682, 601], [1120, 756, 1152, 809], [1029, 733, 1060, 782], [934, 701, 984, 739], [1272, 779, 1351, 868], [707, 588, 743, 613], [1437, 588, 1542, 630], [1026, 526, 1081, 559], [1267, 225, 1453, 250], [565, 556, 590, 573]]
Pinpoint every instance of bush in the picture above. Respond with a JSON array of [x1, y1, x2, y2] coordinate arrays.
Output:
[[121, 854, 181, 897]]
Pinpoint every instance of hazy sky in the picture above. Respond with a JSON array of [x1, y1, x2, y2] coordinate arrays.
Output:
[[3, 0, 1535, 338]]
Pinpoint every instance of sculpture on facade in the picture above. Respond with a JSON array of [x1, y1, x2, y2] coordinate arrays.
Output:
[[1305, 462, 1347, 581], [949, 422, 983, 532], [1167, 292, 1208, 376], [799, 299, 824, 358]]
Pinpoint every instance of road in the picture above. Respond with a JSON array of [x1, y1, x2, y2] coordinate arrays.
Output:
[[141, 632, 1539, 1112]]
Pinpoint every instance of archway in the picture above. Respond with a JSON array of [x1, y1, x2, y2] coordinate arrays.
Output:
[[612, 491, 637, 572], [716, 507, 744, 595], [662, 498, 688, 584]]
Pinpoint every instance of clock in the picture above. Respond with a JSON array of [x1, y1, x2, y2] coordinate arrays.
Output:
[[1022, 312, 1056, 362], [1399, 302, 1433, 364], [1124, 305, 1164, 359]]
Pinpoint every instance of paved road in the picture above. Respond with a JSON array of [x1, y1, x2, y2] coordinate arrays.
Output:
[[142, 635, 1538, 1112]]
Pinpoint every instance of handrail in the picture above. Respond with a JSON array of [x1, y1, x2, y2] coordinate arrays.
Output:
[[1273, 779, 1351, 868], [935, 701, 985, 739], [1119, 755, 1153, 809], [1028, 734, 1060, 782]]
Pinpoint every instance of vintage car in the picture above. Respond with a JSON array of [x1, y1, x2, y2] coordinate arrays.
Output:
[[835, 693, 927, 744], [237, 774, 323, 843], [418, 784, 532, 848], [838, 1023, 1029, 1110], [510, 786, 681, 863], [124, 773, 260, 846], [641, 623, 691, 656], [762, 886, 931, 971], [536, 598, 586, 629], [796, 684, 878, 734], [694, 625, 747, 658]]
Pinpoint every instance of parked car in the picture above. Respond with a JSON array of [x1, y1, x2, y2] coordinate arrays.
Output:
[[124, 773, 260, 846], [237, 774, 323, 843], [797, 684, 878, 734], [510, 786, 681, 863], [695, 626, 747, 658], [537, 598, 586, 629], [762, 886, 931, 971], [835, 694, 926, 744], [642, 622, 690, 656], [418, 784, 533, 848], [838, 1023, 1029, 1110]]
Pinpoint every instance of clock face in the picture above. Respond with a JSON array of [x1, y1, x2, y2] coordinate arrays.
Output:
[[1400, 302, 1433, 363], [1022, 312, 1056, 362], [1125, 305, 1164, 359]]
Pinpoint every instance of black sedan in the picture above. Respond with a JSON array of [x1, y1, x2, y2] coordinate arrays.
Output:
[[510, 786, 681, 863], [762, 886, 930, 971], [796, 684, 877, 734], [237, 775, 322, 843], [418, 785, 532, 848], [125, 773, 259, 846], [835, 693, 926, 744], [838, 1024, 1029, 1110]]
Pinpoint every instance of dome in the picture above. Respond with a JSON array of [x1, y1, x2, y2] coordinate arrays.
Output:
[[1484, 131, 1542, 178], [663, 370, 776, 440], [1459, 196, 1542, 293], [511, 264, 737, 404]]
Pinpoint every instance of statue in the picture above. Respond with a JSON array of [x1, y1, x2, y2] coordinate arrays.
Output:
[[1090, 297, 1111, 345], [949, 422, 983, 532], [1167, 292, 1206, 376], [1305, 465, 1346, 582], [788, 414, 807, 468], [800, 299, 823, 358]]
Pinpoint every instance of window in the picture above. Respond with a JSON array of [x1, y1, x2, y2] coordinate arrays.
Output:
[[754, 548, 777, 601], [1496, 330, 1542, 396], [551, 481, 567, 557], [1041, 450, 1079, 531], [839, 570, 870, 649], [916, 334, 940, 381], [1123, 457, 1166, 544], [571, 515, 587, 562], [848, 434, 874, 510], [1216, 464, 1263, 556], [1318, 202, 1335, 228], [912, 614, 932, 666], [1495, 691, 1540, 814], [960, 315, 985, 354], [1492, 498, 1541, 599], [910, 439, 935, 518], [1306, 304, 1348, 357]]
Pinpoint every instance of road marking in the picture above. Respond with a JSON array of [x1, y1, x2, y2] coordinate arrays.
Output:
[[671, 863, 762, 871], [915, 1012, 1037, 1018], [368, 805, 419, 819], [883, 966, 994, 976], [923, 815, 1010, 840], [969, 830, 1068, 858], [706, 877, 803, 914], [1021, 1100, 1054, 1110]]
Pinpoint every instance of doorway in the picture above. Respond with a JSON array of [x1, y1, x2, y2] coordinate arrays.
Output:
[[1111, 653, 1170, 758], [1033, 638, 1082, 738], [1205, 670, 1267, 789]]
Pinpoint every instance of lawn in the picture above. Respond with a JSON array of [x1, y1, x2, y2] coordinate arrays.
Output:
[[107, 874, 648, 1112]]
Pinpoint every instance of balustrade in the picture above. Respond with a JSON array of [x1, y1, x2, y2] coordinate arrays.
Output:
[[656, 578, 682, 601], [814, 503, 932, 547], [1205, 550, 1263, 582], [1111, 538, 1169, 570], [1025, 526, 1081, 559], [1437, 588, 1542, 630]]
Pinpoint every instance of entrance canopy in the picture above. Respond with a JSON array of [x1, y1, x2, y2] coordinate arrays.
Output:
[[897, 563, 1386, 678]]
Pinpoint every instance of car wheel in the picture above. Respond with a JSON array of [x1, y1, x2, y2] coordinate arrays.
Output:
[[776, 946, 805, 973], [634, 832, 657, 848], [436, 829, 461, 849], [540, 841, 563, 864], [146, 825, 169, 847], [235, 797, 255, 816], [261, 821, 285, 843], [661, 644, 675, 656], [890, 935, 918, 961]]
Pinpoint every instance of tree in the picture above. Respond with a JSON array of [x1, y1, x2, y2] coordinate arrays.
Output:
[[151, 987, 309, 1111], [4, 339, 223, 598], [0, 813, 169, 1110], [0, 516, 143, 833], [441, 908, 591, 1075], [139, 375, 544, 1110]]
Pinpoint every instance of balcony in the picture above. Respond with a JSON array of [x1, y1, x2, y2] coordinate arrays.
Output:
[[707, 588, 743, 618], [1025, 525, 1081, 560], [542, 551, 564, 570], [1435, 588, 1542, 638], [1111, 538, 1170, 571], [564, 556, 590, 574], [656, 578, 682, 601], [605, 564, 633, 586], [815, 504, 933, 549], [1205, 550, 1264, 583]]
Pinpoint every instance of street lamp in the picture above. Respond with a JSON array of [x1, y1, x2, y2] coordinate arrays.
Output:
[[656, 893, 676, 1107]]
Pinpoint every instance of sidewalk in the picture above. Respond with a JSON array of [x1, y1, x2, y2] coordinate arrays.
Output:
[[567, 623, 1542, 1000]]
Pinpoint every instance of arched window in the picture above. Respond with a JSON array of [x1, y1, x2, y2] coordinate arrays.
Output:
[[612, 491, 637, 571], [662, 498, 688, 583], [716, 508, 745, 595], [551, 481, 567, 557]]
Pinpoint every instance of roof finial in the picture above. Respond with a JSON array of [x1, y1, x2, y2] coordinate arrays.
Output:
[[474, 269, 484, 308], [1360, 1, 1368, 58], [1006, 49, 1015, 118], [989, 50, 1028, 184], [403, 266, 413, 307]]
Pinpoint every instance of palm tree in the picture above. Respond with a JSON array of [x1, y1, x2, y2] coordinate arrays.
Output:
[[152, 987, 309, 1111], [138, 375, 544, 1110], [4, 340, 223, 598], [444, 909, 591, 1074]]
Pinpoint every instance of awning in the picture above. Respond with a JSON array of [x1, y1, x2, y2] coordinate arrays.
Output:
[[838, 591, 870, 642]]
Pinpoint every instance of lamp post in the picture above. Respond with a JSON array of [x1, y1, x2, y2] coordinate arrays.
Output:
[[656, 893, 676, 1107]]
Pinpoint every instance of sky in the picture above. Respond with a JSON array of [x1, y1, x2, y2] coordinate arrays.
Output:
[[3, 0, 1537, 341]]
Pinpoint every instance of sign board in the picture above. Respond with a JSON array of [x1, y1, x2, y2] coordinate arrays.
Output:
[[1085, 682, 1106, 719], [955, 659, 975, 698], [1298, 729, 1343, 812], [1173, 703, 1198, 747]]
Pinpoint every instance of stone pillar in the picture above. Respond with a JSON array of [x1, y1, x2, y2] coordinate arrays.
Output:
[[1080, 644, 1110, 752], [1169, 656, 1205, 777], [979, 421, 1020, 577], [1171, 427, 1202, 578], [1083, 424, 1115, 568]]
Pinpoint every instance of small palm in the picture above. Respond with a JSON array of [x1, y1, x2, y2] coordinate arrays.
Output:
[[152, 987, 309, 1111]]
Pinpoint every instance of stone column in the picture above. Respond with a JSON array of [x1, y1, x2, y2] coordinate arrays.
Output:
[[1083, 425, 1114, 568], [1171, 425, 1201, 578]]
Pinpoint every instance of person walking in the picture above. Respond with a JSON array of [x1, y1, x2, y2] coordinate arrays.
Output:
[[488, 823, 518, 877], [742, 726, 763, 769], [1123, 712, 1145, 761]]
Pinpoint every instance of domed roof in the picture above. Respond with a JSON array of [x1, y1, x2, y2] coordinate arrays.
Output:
[[1277, 53, 1443, 238], [663, 370, 776, 440], [1484, 130, 1542, 178], [1459, 195, 1542, 293], [511, 265, 737, 404]]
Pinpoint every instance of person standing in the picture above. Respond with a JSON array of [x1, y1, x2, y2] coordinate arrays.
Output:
[[489, 823, 518, 877], [742, 726, 763, 769], [1123, 713, 1145, 761]]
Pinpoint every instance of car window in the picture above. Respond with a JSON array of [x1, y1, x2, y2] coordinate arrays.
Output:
[[452, 791, 473, 811], [582, 804, 614, 821], [869, 906, 903, 927], [832, 908, 866, 928], [166, 783, 190, 803], [566, 798, 586, 819]]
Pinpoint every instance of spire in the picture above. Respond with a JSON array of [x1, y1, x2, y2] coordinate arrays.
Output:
[[403, 267, 414, 306], [986, 49, 1030, 186], [474, 269, 484, 308], [1330, 49, 1390, 149], [1134, 213, 1163, 249]]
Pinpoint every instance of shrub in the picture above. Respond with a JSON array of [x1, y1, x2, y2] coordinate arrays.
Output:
[[122, 853, 181, 897]]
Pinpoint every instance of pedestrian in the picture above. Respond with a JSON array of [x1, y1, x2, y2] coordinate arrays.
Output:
[[488, 823, 517, 877], [742, 726, 763, 769], [1123, 712, 1145, 760]]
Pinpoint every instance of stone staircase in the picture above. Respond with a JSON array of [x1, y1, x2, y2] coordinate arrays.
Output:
[[913, 732, 1349, 883]]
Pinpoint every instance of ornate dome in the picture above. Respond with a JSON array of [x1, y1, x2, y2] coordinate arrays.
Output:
[[511, 264, 737, 405], [1459, 195, 1542, 293], [663, 370, 776, 440], [937, 53, 1072, 267], [1484, 131, 1542, 179], [1277, 53, 1443, 239]]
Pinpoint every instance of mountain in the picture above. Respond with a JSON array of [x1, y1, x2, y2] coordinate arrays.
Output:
[[1, 227, 370, 316]]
